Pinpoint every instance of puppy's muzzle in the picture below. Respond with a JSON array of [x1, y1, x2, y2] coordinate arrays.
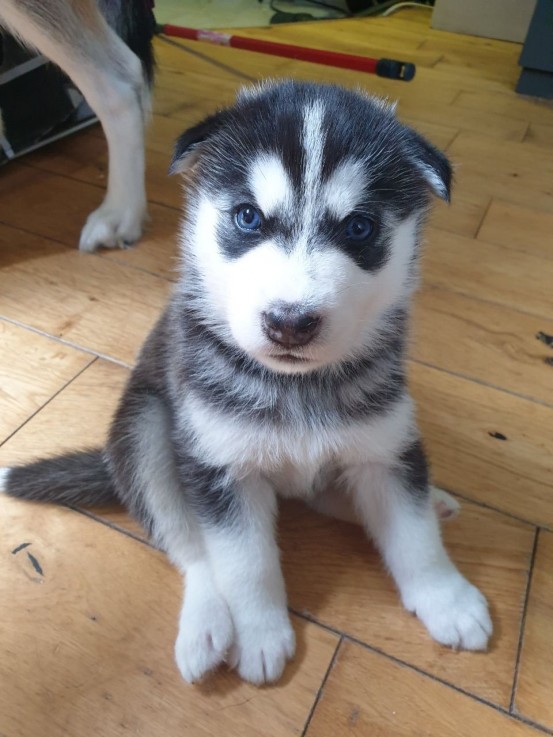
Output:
[[262, 304, 322, 348]]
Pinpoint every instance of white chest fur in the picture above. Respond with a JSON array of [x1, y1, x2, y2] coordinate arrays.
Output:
[[181, 392, 416, 498]]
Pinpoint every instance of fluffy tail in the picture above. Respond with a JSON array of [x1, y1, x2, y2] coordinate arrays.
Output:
[[0, 449, 118, 507], [98, 0, 156, 83]]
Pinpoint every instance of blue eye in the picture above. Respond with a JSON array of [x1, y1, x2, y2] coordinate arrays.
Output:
[[346, 215, 375, 241], [235, 205, 262, 231]]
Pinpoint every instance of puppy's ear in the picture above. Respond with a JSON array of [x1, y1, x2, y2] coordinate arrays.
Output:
[[170, 110, 229, 175], [405, 128, 452, 202]]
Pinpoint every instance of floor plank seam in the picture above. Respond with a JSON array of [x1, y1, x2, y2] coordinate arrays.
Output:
[[448, 89, 463, 106], [94, 250, 178, 283], [348, 637, 553, 735], [0, 355, 98, 450], [456, 94, 550, 128], [18, 160, 109, 195], [71, 506, 153, 548], [291, 608, 553, 733], [410, 356, 553, 409], [509, 527, 541, 713], [474, 235, 553, 263], [439, 487, 549, 532], [512, 713, 553, 737], [518, 122, 532, 143], [300, 636, 343, 737], [522, 125, 533, 144], [0, 316, 133, 370], [443, 128, 461, 152], [0, 220, 75, 250], [428, 53, 445, 69], [17, 159, 183, 216], [0, 220, 178, 283], [473, 196, 494, 239], [418, 274, 553, 323], [155, 35, 258, 82]]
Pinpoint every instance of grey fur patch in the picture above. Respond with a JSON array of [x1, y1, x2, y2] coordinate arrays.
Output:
[[3, 449, 116, 506], [397, 439, 430, 502]]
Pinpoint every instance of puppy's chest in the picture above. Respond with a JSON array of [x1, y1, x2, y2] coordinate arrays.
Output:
[[269, 459, 338, 500], [184, 395, 345, 478], [232, 425, 340, 499], [182, 390, 412, 486]]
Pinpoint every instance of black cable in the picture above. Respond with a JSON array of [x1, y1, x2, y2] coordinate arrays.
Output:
[[357, 0, 433, 15], [270, 0, 351, 19], [303, 0, 352, 16], [269, 0, 432, 20]]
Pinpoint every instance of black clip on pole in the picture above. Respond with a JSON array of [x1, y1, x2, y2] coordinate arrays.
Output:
[[375, 58, 416, 81]]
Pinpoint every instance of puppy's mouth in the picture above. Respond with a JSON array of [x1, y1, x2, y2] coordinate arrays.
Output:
[[261, 347, 328, 373], [271, 352, 311, 364]]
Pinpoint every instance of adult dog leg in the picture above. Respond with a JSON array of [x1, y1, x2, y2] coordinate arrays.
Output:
[[0, 0, 149, 250]]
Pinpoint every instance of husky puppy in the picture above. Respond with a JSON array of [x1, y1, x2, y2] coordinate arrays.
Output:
[[0, 0, 154, 250], [0, 81, 492, 685]]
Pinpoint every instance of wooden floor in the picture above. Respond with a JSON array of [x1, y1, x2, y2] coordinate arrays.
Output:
[[1, 10, 553, 736]]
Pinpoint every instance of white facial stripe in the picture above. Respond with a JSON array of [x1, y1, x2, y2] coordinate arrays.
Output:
[[301, 101, 325, 223], [323, 158, 367, 218], [249, 154, 293, 215]]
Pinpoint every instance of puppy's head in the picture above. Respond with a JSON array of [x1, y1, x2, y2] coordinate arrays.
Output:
[[173, 81, 450, 374]]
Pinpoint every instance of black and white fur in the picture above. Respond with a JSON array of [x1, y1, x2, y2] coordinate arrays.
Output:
[[0, 82, 491, 685], [0, 0, 154, 250]]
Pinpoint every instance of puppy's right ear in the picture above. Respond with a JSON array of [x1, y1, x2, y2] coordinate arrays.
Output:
[[404, 127, 452, 202], [170, 110, 229, 175]]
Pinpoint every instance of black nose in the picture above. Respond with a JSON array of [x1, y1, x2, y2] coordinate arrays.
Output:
[[262, 304, 322, 348]]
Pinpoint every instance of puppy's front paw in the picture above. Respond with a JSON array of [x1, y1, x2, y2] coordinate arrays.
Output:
[[229, 611, 295, 685], [403, 570, 492, 651], [175, 593, 234, 683]]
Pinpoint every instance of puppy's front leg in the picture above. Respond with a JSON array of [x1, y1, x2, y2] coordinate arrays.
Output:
[[347, 441, 492, 650], [193, 472, 295, 684]]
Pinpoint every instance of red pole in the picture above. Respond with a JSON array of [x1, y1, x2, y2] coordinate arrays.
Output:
[[157, 24, 415, 81]]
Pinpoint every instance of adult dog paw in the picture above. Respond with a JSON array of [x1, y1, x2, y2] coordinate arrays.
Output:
[[79, 202, 147, 251]]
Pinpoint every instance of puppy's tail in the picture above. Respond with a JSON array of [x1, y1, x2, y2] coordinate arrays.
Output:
[[0, 449, 117, 507]]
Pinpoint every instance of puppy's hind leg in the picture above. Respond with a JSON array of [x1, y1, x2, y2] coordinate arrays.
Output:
[[309, 484, 460, 524], [0, 0, 149, 250]]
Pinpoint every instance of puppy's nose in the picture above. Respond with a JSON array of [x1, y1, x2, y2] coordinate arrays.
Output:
[[262, 304, 322, 348]]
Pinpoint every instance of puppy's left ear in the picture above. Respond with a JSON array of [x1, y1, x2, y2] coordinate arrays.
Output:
[[170, 109, 230, 175], [404, 128, 452, 202]]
